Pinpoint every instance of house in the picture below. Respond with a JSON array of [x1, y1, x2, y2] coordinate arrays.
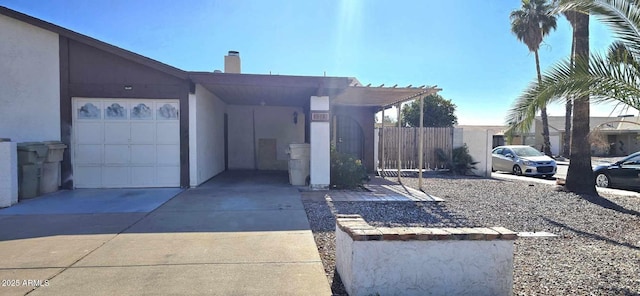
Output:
[[0, 6, 438, 190], [509, 115, 640, 156]]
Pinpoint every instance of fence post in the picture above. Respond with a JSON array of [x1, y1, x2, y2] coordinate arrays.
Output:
[[418, 96, 424, 189]]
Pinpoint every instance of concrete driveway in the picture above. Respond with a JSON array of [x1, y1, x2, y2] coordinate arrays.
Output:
[[0, 171, 331, 295]]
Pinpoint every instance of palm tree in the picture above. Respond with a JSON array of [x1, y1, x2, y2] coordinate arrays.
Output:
[[562, 9, 578, 157], [510, 0, 558, 157], [506, 0, 640, 195]]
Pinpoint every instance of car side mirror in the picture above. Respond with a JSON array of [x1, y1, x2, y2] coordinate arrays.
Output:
[[505, 153, 514, 158]]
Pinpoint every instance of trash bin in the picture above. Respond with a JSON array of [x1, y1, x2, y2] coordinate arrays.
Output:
[[0, 138, 18, 208], [40, 141, 67, 194], [287, 144, 310, 186], [17, 142, 48, 199]]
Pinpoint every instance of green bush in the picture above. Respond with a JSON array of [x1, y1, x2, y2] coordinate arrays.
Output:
[[436, 144, 479, 175], [330, 146, 367, 189]]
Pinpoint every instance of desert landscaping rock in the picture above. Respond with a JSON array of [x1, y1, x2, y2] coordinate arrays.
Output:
[[303, 175, 640, 295]]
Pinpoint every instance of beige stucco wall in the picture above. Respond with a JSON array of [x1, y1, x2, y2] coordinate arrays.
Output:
[[0, 14, 60, 142], [227, 105, 305, 170]]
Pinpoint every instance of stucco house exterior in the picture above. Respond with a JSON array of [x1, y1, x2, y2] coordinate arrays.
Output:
[[509, 115, 640, 156], [0, 6, 438, 190]]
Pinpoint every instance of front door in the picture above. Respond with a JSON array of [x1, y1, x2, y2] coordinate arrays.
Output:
[[335, 115, 364, 160]]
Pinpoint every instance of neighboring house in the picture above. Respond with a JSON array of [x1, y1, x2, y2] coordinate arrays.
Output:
[[509, 116, 640, 156], [0, 6, 438, 190]]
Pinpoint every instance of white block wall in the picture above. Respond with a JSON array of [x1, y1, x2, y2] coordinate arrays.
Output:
[[0, 14, 60, 142], [455, 127, 496, 177], [0, 141, 18, 207], [336, 226, 514, 296], [189, 85, 227, 187]]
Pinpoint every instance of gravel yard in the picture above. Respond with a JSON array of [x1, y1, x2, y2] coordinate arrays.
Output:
[[302, 175, 640, 295]]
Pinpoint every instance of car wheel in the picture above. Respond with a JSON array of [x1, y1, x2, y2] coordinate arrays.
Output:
[[512, 165, 523, 176], [595, 173, 610, 188]]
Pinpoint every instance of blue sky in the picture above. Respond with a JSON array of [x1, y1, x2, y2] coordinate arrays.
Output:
[[1, 0, 629, 124]]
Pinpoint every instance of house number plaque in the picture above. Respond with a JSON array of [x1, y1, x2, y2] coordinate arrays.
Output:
[[311, 112, 330, 122]]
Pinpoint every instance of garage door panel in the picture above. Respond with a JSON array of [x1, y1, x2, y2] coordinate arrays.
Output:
[[130, 145, 156, 164], [75, 166, 101, 188], [157, 145, 180, 165], [75, 101, 102, 120], [104, 122, 131, 144], [75, 144, 103, 164], [130, 102, 154, 120], [157, 166, 180, 186], [130, 122, 155, 144], [76, 123, 104, 144], [156, 123, 179, 144], [104, 102, 128, 120], [104, 145, 130, 164], [102, 167, 130, 187], [157, 102, 179, 120], [131, 167, 156, 186]]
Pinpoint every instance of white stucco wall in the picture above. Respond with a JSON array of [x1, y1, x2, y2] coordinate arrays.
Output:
[[0, 14, 60, 142], [189, 85, 227, 186], [336, 227, 514, 296], [227, 105, 305, 170], [462, 128, 493, 177]]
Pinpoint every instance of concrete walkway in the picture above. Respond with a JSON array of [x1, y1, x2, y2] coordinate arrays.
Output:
[[0, 171, 331, 295]]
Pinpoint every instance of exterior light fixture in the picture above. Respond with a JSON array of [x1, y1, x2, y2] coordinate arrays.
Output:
[[293, 112, 298, 124], [124, 85, 133, 90]]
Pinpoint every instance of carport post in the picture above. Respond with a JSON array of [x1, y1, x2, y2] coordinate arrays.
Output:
[[309, 96, 330, 190], [397, 103, 402, 183], [418, 95, 424, 189], [380, 108, 385, 172]]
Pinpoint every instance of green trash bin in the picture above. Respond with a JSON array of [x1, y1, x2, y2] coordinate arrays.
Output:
[[17, 142, 48, 199], [40, 141, 67, 194]]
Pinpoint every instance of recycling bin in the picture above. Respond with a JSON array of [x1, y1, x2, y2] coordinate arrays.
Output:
[[40, 141, 67, 194], [0, 138, 18, 207], [287, 143, 310, 186], [17, 142, 48, 199]]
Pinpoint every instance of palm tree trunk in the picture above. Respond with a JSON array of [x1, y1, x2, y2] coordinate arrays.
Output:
[[563, 10, 576, 158], [535, 50, 553, 156], [565, 11, 596, 195]]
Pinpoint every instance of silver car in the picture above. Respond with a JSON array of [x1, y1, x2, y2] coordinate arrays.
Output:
[[492, 145, 557, 177]]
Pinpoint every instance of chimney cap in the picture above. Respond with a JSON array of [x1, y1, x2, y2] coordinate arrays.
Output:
[[228, 50, 239, 56]]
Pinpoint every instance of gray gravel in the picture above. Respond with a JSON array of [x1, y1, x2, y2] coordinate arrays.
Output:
[[302, 175, 640, 296]]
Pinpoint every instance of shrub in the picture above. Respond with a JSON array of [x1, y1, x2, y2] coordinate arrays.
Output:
[[330, 146, 367, 189], [436, 144, 479, 175]]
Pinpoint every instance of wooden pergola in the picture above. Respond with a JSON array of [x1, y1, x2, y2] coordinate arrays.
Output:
[[377, 86, 442, 189]]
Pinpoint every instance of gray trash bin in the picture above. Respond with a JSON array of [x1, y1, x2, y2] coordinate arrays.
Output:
[[40, 141, 67, 194], [287, 144, 310, 186], [17, 142, 48, 199], [0, 138, 18, 208]]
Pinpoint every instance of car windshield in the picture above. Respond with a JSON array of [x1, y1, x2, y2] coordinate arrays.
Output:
[[511, 147, 544, 157]]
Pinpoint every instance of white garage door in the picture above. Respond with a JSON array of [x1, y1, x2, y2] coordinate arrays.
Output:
[[73, 98, 180, 188]]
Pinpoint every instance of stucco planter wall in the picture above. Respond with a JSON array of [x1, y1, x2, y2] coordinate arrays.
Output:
[[336, 215, 517, 296]]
